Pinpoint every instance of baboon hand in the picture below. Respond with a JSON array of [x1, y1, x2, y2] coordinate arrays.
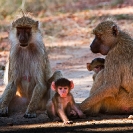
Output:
[[63, 120, 73, 124]]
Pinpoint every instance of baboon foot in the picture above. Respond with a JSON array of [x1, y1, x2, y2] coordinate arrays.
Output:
[[23, 112, 37, 118], [70, 110, 77, 116], [68, 110, 78, 119], [0, 107, 8, 117]]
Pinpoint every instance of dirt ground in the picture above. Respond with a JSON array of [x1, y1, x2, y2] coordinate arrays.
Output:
[[1, 42, 133, 133], [1, 0, 133, 132], [1, 46, 133, 133]]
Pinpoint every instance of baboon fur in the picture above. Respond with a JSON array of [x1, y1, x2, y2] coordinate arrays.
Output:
[[80, 20, 133, 115], [0, 16, 63, 118], [87, 58, 105, 81]]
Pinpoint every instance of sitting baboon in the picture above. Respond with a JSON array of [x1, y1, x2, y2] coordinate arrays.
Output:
[[80, 20, 133, 115], [0, 15, 63, 118], [46, 78, 85, 124], [87, 58, 105, 81], [87, 58, 132, 115]]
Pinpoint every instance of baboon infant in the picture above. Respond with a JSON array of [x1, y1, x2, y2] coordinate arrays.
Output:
[[46, 78, 85, 124], [0, 15, 62, 118], [80, 20, 133, 115], [87, 58, 105, 80]]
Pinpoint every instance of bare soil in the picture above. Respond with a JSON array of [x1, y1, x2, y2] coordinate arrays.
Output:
[[1, 43, 133, 133]]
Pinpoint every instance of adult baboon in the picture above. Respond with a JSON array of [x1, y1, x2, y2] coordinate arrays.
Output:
[[0, 15, 63, 118], [80, 20, 133, 115]]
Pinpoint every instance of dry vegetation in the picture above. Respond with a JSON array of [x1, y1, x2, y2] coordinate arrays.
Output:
[[1, 0, 133, 132]]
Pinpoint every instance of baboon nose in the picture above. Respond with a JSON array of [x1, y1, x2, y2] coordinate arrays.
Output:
[[19, 38, 28, 47]]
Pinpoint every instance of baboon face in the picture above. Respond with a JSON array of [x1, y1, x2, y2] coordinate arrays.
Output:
[[90, 36, 111, 55], [90, 58, 105, 70], [12, 16, 38, 47], [16, 27, 31, 47], [51, 78, 74, 98], [87, 58, 105, 73], [90, 21, 118, 55]]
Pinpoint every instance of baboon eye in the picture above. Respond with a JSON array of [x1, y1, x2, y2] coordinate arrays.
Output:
[[26, 28, 31, 33], [16, 28, 23, 36], [17, 28, 23, 33], [95, 66, 99, 68], [59, 88, 62, 90]]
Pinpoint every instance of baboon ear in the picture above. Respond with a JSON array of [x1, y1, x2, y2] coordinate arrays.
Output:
[[70, 81, 74, 89], [112, 25, 118, 36], [51, 82, 56, 91], [87, 63, 91, 71]]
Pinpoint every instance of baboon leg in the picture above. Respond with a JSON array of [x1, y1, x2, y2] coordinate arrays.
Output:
[[24, 70, 63, 118], [81, 69, 117, 113], [80, 83, 118, 112], [46, 100, 57, 120], [24, 84, 47, 118], [0, 82, 17, 116]]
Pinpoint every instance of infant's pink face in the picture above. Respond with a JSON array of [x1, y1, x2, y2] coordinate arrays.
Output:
[[57, 86, 69, 98]]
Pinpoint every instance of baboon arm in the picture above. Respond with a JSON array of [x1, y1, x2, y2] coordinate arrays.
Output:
[[0, 82, 17, 108], [90, 70, 104, 95], [72, 104, 84, 117], [57, 108, 69, 122], [45, 60, 52, 81], [80, 83, 119, 111], [25, 83, 47, 114], [4, 61, 12, 84], [43, 52, 52, 82], [70, 97, 80, 113], [69, 96, 84, 117]]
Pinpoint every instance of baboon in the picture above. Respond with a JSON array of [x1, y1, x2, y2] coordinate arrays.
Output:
[[0, 15, 63, 118], [46, 78, 85, 124], [87, 58, 105, 81], [80, 20, 133, 115], [87, 58, 132, 115]]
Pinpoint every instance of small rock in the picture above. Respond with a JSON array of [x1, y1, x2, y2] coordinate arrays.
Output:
[[128, 115, 133, 119]]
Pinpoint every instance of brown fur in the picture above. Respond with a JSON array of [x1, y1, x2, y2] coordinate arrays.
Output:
[[80, 20, 133, 115], [46, 78, 85, 124], [0, 16, 63, 118], [87, 58, 105, 81]]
